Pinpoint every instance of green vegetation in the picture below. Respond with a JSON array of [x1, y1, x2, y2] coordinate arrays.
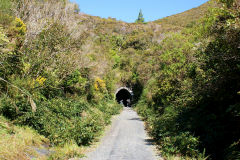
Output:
[[0, 115, 49, 160], [135, 9, 145, 23], [154, 1, 217, 28], [135, 0, 240, 159], [0, 0, 122, 159], [0, 0, 239, 159]]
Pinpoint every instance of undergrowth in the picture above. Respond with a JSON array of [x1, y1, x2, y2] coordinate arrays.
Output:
[[0, 0, 239, 159], [136, 1, 240, 159], [0, 116, 49, 160]]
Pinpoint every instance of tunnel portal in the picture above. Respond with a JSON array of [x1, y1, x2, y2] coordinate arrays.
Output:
[[115, 87, 133, 107]]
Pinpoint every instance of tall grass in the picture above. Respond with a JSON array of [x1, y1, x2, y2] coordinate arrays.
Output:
[[0, 116, 49, 160]]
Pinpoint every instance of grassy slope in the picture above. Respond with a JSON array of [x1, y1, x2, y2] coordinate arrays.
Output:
[[0, 116, 49, 160], [154, 0, 215, 28]]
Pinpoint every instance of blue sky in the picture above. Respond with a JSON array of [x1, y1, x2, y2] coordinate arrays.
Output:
[[70, 0, 209, 23]]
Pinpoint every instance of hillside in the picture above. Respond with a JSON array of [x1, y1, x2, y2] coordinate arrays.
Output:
[[1, 0, 240, 159], [154, 0, 216, 28]]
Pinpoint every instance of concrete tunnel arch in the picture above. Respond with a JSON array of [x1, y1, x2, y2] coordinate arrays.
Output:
[[115, 87, 133, 107]]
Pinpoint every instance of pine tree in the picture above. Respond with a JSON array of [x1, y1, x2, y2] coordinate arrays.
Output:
[[135, 9, 144, 23]]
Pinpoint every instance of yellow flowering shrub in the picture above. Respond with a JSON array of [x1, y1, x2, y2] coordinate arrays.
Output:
[[13, 17, 27, 36], [94, 77, 106, 91], [7, 17, 26, 47], [35, 76, 47, 86]]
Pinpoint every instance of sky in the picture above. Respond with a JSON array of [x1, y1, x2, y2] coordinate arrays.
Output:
[[70, 0, 209, 23]]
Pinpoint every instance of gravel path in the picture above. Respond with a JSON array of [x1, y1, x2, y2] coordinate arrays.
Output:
[[82, 107, 161, 160]]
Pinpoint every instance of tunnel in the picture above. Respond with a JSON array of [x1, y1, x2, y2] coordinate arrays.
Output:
[[115, 87, 133, 107]]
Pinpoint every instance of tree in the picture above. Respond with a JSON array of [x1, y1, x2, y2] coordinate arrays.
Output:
[[74, 3, 80, 13], [135, 9, 144, 23]]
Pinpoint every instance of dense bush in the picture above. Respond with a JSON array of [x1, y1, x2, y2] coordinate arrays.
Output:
[[0, 95, 121, 146], [0, 0, 122, 153], [136, 0, 240, 159]]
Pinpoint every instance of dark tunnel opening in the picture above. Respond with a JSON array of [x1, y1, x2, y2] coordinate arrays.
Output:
[[115, 88, 133, 107]]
